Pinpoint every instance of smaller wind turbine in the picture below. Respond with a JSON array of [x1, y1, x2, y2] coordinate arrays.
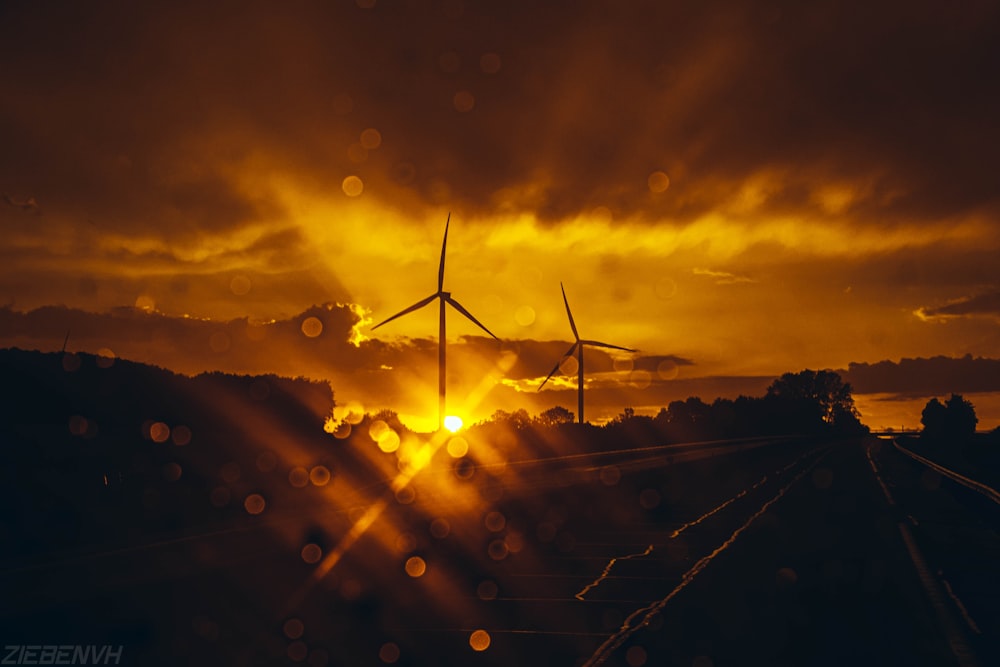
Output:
[[539, 283, 636, 424], [372, 214, 498, 429]]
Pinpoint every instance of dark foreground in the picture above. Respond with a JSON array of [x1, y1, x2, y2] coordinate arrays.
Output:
[[3, 428, 999, 666]]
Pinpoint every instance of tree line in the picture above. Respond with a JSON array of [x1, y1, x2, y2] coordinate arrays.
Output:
[[482, 369, 867, 447]]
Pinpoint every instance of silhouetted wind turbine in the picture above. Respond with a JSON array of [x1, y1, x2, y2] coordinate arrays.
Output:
[[539, 283, 636, 424], [371, 214, 498, 429]]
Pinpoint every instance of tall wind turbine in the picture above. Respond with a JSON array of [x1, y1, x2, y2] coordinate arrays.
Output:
[[371, 214, 498, 429], [539, 283, 636, 424]]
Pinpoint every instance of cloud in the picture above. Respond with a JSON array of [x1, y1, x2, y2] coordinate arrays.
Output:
[[915, 291, 1000, 322], [843, 355, 1000, 395], [2, 193, 40, 214], [692, 268, 756, 285], [2, 0, 998, 233]]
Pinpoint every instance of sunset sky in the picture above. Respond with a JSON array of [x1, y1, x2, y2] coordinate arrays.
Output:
[[2, 0, 999, 430]]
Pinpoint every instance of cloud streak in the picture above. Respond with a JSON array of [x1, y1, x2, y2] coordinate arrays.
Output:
[[693, 268, 756, 285], [915, 291, 1000, 322]]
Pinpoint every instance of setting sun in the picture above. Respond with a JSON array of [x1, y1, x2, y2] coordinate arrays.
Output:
[[443, 415, 464, 433]]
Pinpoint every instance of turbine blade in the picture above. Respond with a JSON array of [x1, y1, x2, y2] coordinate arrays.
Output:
[[538, 343, 578, 390], [371, 293, 439, 330], [561, 282, 579, 341], [438, 213, 450, 292], [445, 295, 498, 339], [581, 339, 637, 352]]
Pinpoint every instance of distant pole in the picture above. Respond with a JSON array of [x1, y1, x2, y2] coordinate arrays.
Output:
[[439, 295, 446, 430], [61, 330, 70, 353], [578, 347, 585, 424]]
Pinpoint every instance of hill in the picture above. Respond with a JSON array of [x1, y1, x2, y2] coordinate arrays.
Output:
[[0, 347, 336, 561]]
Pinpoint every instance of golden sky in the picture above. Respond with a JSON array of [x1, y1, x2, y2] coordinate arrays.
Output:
[[2, 0, 999, 429]]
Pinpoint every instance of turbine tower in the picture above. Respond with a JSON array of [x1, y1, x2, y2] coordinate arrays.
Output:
[[539, 283, 636, 424], [372, 214, 498, 429]]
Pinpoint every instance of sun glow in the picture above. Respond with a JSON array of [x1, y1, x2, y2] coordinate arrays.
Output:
[[443, 415, 464, 433]]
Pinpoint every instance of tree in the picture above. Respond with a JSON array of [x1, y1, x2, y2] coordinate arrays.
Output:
[[656, 397, 713, 441], [922, 394, 977, 441], [665, 397, 711, 429], [920, 398, 947, 438], [944, 394, 978, 437], [766, 369, 861, 432], [535, 405, 575, 427], [488, 408, 531, 430], [372, 408, 405, 429]]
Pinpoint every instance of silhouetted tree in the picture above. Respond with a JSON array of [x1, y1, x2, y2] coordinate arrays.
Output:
[[488, 408, 532, 430], [372, 408, 410, 434], [711, 398, 737, 437], [945, 394, 978, 437], [602, 407, 658, 447], [659, 397, 712, 441], [922, 394, 977, 441], [535, 405, 575, 427], [920, 398, 947, 436], [766, 369, 861, 433]]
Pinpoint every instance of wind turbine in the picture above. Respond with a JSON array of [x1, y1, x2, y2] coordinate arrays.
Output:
[[539, 283, 636, 424], [371, 214, 498, 430]]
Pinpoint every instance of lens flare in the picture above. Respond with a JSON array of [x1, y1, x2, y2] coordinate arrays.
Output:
[[301, 317, 323, 338], [404, 556, 426, 578], [288, 466, 309, 488], [342, 175, 364, 197], [648, 170, 671, 193], [301, 543, 323, 564], [446, 436, 469, 458], [243, 494, 266, 515], [149, 422, 171, 443], [171, 425, 192, 446], [283, 618, 304, 640], [310, 466, 332, 486], [469, 630, 491, 651], [360, 128, 382, 149], [453, 90, 475, 112], [379, 643, 400, 664]]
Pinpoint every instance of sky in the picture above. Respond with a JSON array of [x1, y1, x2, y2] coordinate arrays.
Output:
[[2, 0, 999, 431]]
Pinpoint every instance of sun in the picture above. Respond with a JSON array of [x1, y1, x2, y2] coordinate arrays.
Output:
[[443, 415, 464, 433]]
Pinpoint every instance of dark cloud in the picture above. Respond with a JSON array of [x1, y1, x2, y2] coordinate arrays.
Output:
[[843, 355, 1000, 396], [2, 0, 998, 232], [0, 303, 377, 376], [2, 193, 40, 214], [632, 355, 696, 372]]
